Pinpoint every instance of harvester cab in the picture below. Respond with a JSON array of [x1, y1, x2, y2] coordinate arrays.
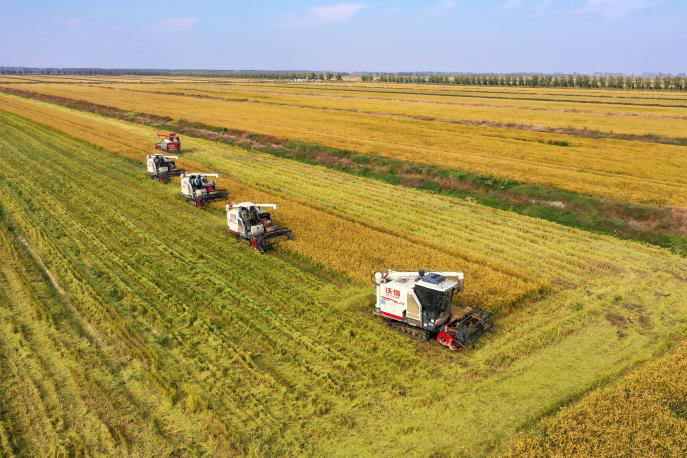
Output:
[[156, 132, 181, 152], [146, 154, 184, 182], [180, 173, 229, 207], [226, 203, 293, 253], [373, 270, 493, 350]]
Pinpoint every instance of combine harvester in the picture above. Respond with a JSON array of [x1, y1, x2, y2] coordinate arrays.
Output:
[[373, 270, 493, 350], [146, 154, 184, 183], [156, 132, 181, 152], [226, 203, 293, 253], [181, 173, 229, 207]]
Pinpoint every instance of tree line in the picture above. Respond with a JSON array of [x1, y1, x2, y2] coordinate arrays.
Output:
[[168, 71, 345, 81], [4, 67, 684, 90], [0, 67, 345, 81], [360, 73, 687, 91]]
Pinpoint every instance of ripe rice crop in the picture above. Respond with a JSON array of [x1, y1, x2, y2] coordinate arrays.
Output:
[[505, 341, 687, 457], [143, 80, 687, 123], [4, 81, 687, 206], [10, 78, 687, 136]]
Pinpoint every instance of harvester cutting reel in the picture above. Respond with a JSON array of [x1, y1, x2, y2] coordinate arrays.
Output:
[[249, 228, 294, 253], [192, 190, 229, 208], [156, 168, 184, 184], [436, 308, 494, 351]]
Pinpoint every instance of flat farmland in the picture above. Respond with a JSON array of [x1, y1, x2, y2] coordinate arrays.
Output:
[[1, 88, 687, 456], [3, 77, 687, 206]]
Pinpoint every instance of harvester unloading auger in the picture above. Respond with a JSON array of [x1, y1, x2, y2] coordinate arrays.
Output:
[[226, 203, 293, 252], [147, 154, 184, 183], [373, 270, 493, 350], [181, 173, 229, 207]]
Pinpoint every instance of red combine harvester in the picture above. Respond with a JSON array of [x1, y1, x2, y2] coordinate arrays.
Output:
[[156, 132, 181, 152]]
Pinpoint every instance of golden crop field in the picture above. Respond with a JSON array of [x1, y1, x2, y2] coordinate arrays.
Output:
[[507, 340, 687, 457], [1, 89, 687, 456], [10, 77, 687, 132], [146, 80, 687, 118], [3, 78, 687, 206]]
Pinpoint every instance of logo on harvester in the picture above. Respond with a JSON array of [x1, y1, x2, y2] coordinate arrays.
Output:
[[385, 287, 401, 298]]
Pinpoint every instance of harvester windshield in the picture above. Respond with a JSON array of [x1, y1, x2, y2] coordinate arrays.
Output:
[[415, 286, 453, 321]]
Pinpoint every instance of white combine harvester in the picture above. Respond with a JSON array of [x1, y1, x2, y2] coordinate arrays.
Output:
[[226, 203, 293, 252], [146, 154, 184, 183], [373, 270, 493, 350], [180, 173, 229, 207]]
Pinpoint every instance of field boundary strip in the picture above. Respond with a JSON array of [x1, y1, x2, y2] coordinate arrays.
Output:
[[1, 87, 685, 257], [46, 83, 687, 146]]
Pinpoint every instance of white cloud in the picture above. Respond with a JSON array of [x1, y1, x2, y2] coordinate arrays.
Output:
[[536, 0, 553, 11], [577, 0, 657, 21], [284, 3, 366, 27], [504, 0, 522, 8], [162, 17, 199, 31], [428, 0, 457, 16]]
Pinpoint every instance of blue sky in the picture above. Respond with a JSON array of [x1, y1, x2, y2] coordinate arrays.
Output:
[[1, 0, 684, 73]]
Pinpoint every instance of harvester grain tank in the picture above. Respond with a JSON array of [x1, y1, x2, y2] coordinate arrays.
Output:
[[373, 270, 493, 350], [180, 173, 229, 207], [226, 203, 293, 252], [156, 132, 181, 152], [146, 154, 184, 182]]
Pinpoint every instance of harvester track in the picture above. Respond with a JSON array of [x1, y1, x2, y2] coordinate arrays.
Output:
[[387, 320, 430, 341]]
